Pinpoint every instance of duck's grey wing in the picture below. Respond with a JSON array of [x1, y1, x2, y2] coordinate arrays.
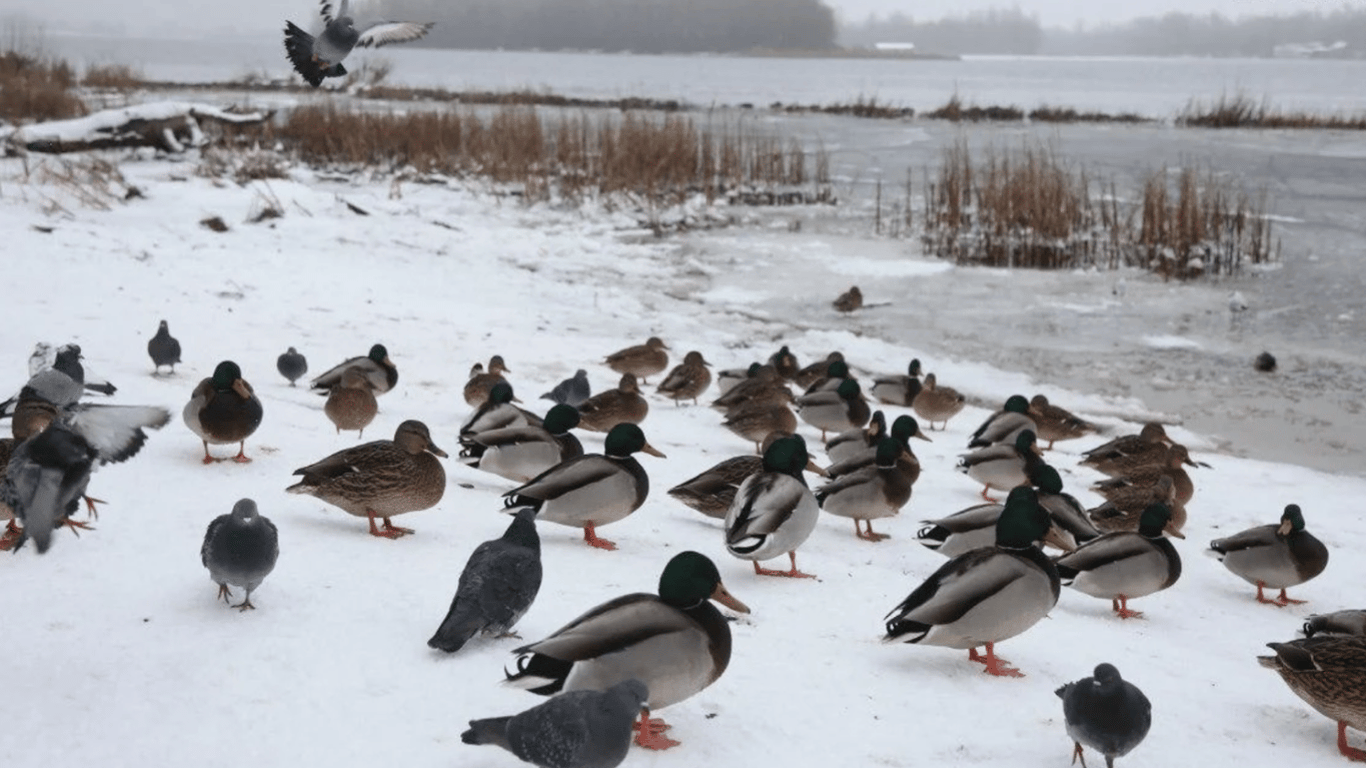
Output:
[[66, 404, 172, 464], [356, 21, 434, 48]]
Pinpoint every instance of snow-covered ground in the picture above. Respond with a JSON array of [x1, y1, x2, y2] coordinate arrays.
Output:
[[4, 155, 1365, 768]]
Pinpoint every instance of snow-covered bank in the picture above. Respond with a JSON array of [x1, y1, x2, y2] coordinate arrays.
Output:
[[3, 157, 1365, 768]]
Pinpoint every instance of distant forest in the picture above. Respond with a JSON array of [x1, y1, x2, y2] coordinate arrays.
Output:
[[841, 7, 1366, 58], [375, 0, 836, 53]]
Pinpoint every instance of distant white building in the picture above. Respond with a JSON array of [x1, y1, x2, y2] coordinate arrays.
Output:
[[874, 42, 916, 51], [1272, 40, 1348, 58]]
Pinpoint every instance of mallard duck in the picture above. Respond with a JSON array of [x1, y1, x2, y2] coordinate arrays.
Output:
[[668, 433, 824, 520], [1091, 444, 1198, 506], [724, 434, 821, 578], [459, 404, 584, 484], [816, 437, 912, 541], [461, 382, 531, 437], [577, 374, 649, 433], [832, 285, 863, 312], [767, 345, 801, 380], [795, 379, 870, 441], [722, 397, 797, 453], [604, 337, 669, 384], [870, 358, 922, 406], [1056, 663, 1152, 768], [503, 423, 664, 551], [464, 355, 512, 407], [505, 551, 749, 749], [1209, 504, 1329, 606], [200, 498, 278, 611], [324, 367, 378, 438], [793, 351, 843, 390], [802, 359, 854, 395], [1305, 611, 1366, 638], [1259, 635, 1366, 762], [541, 369, 591, 407], [656, 351, 712, 405], [884, 486, 1060, 677], [147, 320, 181, 375], [911, 373, 965, 430], [957, 430, 1044, 501], [826, 415, 930, 478], [968, 395, 1037, 448], [183, 360, 264, 464], [715, 363, 757, 395], [1032, 463, 1101, 547], [916, 487, 1077, 559], [711, 364, 789, 413], [310, 343, 398, 395], [276, 347, 308, 386], [1088, 475, 1187, 538], [1079, 422, 1175, 477], [824, 410, 885, 465], [286, 419, 447, 538], [1054, 503, 1182, 619], [1030, 394, 1097, 450]]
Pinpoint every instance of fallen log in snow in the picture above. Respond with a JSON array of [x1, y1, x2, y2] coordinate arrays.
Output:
[[7, 102, 273, 155]]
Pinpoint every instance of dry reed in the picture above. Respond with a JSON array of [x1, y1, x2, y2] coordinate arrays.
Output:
[[0, 49, 85, 122], [1178, 91, 1366, 129]]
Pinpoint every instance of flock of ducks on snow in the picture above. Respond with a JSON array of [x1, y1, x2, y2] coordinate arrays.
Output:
[[1, 326, 1363, 768]]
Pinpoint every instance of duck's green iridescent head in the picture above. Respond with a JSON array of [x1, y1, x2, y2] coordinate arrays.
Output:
[[1004, 395, 1030, 414], [907, 358, 922, 376], [747, 362, 764, 377], [604, 423, 665, 459], [659, 551, 749, 613], [543, 404, 580, 434], [1137, 503, 1173, 537], [1029, 463, 1064, 494], [1013, 429, 1038, 454], [890, 415, 929, 444], [1278, 504, 1306, 536], [826, 360, 850, 379], [762, 434, 808, 477], [874, 436, 902, 468], [996, 486, 1049, 549], [487, 382, 516, 405], [868, 411, 887, 437], [836, 378, 861, 400], [211, 361, 242, 391], [367, 344, 389, 363]]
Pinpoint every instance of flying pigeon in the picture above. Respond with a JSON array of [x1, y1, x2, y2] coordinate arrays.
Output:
[[461, 678, 648, 768], [283, 0, 434, 88], [428, 507, 542, 653], [201, 498, 280, 611], [4, 344, 88, 424], [1056, 663, 1151, 768], [147, 320, 182, 375], [27, 342, 116, 396], [277, 347, 309, 386], [540, 369, 591, 407]]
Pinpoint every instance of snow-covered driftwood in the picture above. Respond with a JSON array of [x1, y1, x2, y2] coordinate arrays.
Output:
[[7, 102, 273, 155]]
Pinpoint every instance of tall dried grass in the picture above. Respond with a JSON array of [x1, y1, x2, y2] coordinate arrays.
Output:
[[1178, 91, 1366, 129], [921, 139, 1275, 279], [82, 63, 145, 90], [0, 49, 85, 122]]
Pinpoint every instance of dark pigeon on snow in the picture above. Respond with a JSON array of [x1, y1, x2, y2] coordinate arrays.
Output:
[[201, 498, 280, 611], [540, 369, 591, 408], [277, 347, 309, 387], [428, 507, 542, 653], [1056, 663, 1151, 768], [283, 0, 434, 88], [461, 678, 647, 768], [148, 320, 182, 374], [28, 342, 116, 396]]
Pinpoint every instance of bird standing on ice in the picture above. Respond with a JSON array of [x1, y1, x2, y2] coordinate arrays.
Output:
[[283, 0, 434, 87]]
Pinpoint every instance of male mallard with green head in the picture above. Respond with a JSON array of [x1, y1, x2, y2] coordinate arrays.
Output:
[[724, 434, 821, 577], [506, 551, 749, 750], [1054, 503, 1182, 619], [459, 404, 584, 484], [885, 486, 1060, 677], [795, 378, 870, 441], [958, 429, 1044, 502], [287, 419, 447, 538], [968, 394, 1037, 448], [871, 358, 923, 406], [1209, 504, 1329, 606], [503, 423, 664, 550], [184, 360, 264, 464], [310, 343, 397, 395], [816, 437, 912, 542]]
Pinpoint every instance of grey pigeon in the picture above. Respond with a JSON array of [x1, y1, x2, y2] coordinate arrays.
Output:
[[540, 370, 591, 408], [147, 320, 181, 374], [1056, 663, 1151, 768], [3, 344, 86, 420], [461, 678, 648, 768], [28, 342, 116, 395], [428, 507, 541, 652], [283, 0, 434, 88], [201, 498, 280, 611], [277, 347, 309, 387]]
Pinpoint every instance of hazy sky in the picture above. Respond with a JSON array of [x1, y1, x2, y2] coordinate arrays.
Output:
[[0, 0, 1342, 36]]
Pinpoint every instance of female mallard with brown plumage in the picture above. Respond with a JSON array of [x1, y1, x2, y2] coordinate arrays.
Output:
[[183, 360, 264, 464], [464, 355, 511, 407], [604, 337, 669, 383], [793, 351, 843, 390], [287, 419, 447, 539], [721, 395, 797, 453], [1088, 474, 1187, 539], [912, 373, 965, 431], [767, 345, 801, 380], [1209, 504, 1329, 606], [1260, 635, 1366, 762], [711, 364, 789, 412], [656, 350, 712, 405], [1091, 444, 1199, 506], [1029, 394, 1097, 449], [324, 367, 378, 438], [1078, 422, 1176, 477], [577, 373, 648, 433]]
